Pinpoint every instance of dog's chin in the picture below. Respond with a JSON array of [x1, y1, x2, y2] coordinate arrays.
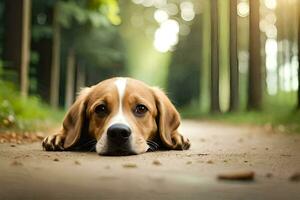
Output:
[[100, 150, 137, 156], [98, 148, 137, 156], [97, 144, 138, 156]]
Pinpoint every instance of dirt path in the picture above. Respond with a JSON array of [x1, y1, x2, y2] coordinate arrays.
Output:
[[0, 120, 300, 200]]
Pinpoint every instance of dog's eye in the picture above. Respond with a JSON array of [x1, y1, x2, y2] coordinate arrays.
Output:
[[134, 104, 148, 116], [95, 104, 108, 116]]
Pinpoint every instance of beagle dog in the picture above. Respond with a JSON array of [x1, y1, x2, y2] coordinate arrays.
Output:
[[42, 77, 190, 156]]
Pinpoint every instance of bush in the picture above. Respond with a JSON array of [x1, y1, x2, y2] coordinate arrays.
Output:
[[0, 79, 63, 131]]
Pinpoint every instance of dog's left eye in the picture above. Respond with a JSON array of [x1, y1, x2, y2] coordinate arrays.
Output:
[[95, 104, 108, 117], [134, 104, 148, 116]]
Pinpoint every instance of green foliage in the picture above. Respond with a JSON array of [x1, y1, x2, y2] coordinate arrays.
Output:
[[74, 26, 124, 66], [180, 92, 300, 133], [59, 0, 124, 69], [58, 0, 120, 28], [0, 70, 63, 131]]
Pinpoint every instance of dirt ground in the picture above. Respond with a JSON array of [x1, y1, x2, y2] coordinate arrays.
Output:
[[0, 120, 300, 200]]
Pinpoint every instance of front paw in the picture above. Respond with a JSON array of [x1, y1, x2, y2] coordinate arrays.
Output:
[[182, 137, 191, 150], [42, 134, 65, 151], [172, 134, 191, 150]]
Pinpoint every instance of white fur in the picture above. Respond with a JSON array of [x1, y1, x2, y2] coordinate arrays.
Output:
[[96, 78, 130, 154], [108, 78, 130, 127]]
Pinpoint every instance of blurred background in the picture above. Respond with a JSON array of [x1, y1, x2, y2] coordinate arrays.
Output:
[[0, 0, 299, 132]]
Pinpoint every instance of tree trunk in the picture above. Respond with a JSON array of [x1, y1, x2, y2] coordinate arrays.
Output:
[[3, 0, 31, 97], [247, 0, 262, 110], [34, 38, 52, 102], [229, 0, 239, 112], [76, 62, 86, 93], [298, 1, 300, 109], [20, 0, 31, 97], [210, 0, 220, 113], [50, 3, 61, 108], [65, 48, 76, 108]]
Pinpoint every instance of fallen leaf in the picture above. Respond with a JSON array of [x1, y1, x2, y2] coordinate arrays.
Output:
[[74, 160, 81, 165], [11, 160, 23, 166], [217, 170, 255, 181], [207, 160, 214, 164], [122, 163, 137, 168], [266, 173, 273, 178], [186, 161, 192, 165], [152, 160, 162, 166], [289, 173, 300, 182], [198, 153, 209, 156]]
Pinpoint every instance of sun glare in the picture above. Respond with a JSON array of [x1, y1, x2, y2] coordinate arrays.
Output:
[[237, 1, 249, 17], [154, 19, 179, 52]]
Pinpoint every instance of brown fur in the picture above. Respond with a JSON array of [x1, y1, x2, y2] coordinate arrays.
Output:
[[42, 77, 190, 154]]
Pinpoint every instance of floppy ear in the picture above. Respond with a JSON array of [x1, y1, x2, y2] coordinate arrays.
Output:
[[152, 87, 190, 150], [62, 87, 91, 149]]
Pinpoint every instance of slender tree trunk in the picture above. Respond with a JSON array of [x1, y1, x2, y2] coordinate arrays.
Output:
[[210, 0, 220, 113], [3, 0, 31, 97], [247, 0, 262, 110], [229, 0, 239, 112], [34, 38, 52, 102], [298, 1, 300, 109], [200, 0, 211, 112], [65, 48, 75, 108], [76, 62, 86, 92], [20, 0, 31, 97], [50, 3, 61, 108]]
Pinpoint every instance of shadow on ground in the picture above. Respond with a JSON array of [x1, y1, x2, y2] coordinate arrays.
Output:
[[0, 120, 299, 200]]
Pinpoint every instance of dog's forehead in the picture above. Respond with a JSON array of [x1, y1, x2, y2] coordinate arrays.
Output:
[[125, 78, 154, 98], [88, 78, 154, 102], [91, 78, 118, 97]]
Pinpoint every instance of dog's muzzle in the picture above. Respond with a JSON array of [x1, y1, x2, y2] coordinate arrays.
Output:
[[107, 123, 131, 144], [104, 123, 135, 156]]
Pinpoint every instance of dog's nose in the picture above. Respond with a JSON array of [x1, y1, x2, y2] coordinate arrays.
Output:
[[107, 124, 131, 144]]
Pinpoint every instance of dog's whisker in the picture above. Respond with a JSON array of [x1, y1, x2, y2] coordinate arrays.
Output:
[[147, 140, 159, 152], [88, 144, 96, 152], [147, 140, 159, 147]]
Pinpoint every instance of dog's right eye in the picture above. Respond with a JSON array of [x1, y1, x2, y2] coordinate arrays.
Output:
[[95, 104, 108, 117]]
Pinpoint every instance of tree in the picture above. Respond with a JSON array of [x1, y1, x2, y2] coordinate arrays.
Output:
[[247, 0, 262, 110], [167, 15, 202, 107], [298, 1, 300, 109], [65, 47, 75, 108], [229, 0, 239, 112], [3, 0, 31, 97], [210, 0, 220, 113], [58, 0, 123, 108], [50, 2, 61, 108]]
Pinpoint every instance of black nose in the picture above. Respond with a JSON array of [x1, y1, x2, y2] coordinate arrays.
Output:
[[107, 124, 131, 144]]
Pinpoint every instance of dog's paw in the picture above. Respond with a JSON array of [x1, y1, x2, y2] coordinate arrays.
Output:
[[172, 134, 191, 150], [182, 136, 191, 150], [42, 134, 65, 151]]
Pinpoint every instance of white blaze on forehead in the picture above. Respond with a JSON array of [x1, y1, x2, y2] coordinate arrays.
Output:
[[115, 78, 127, 102], [108, 78, 129, 126]]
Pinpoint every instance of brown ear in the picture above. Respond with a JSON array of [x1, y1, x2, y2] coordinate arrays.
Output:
[[152, 87, 190, 150], [62, 87, 90, 149]]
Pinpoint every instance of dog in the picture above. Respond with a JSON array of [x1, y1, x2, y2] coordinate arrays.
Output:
[[42, 77, 190, 156]]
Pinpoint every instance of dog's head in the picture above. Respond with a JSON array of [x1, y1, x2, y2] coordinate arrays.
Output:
[[61, 77, 190, 156]]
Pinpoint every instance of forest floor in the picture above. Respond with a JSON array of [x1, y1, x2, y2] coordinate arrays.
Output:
[[0, 120, 300, 200]]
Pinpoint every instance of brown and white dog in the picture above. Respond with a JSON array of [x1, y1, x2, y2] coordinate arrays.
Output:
[[42, 77, 190, 156]]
